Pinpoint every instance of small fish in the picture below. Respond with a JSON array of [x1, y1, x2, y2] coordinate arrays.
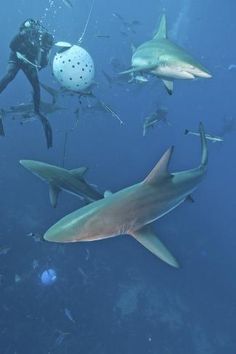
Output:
[[184, 129, 223, 143], [54, 41, 72, 48], [128, 74, 148, 83], [99, 100, 124, 125], [32, 260, 39, 270], [95, 34, 110, 39], [26, 232, 42, 242], [54, 330, 70, 347], [16, 52, 40, 69], [64, 308, 76, 323], [15, 274, 21, 283], [62, 0, 73, 9], [143, 107, 169, 136], [228, 64, 236, 71]]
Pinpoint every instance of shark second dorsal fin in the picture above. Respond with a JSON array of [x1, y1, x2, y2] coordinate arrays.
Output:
[[144, 146, 174, 184], [153, 14, 167, 40], [70, 167, 88, 179]]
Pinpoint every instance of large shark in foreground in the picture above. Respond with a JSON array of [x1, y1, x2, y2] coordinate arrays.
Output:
[[44, 123, 208, 268], [120, 15, 212, 94], [20, 160, 103, 208]]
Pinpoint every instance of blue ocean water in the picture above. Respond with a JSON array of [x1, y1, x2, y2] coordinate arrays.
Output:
[[0, 0, 236, 353]]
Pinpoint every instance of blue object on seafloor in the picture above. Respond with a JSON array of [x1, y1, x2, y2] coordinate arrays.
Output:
[[40, 268, 57, 285]]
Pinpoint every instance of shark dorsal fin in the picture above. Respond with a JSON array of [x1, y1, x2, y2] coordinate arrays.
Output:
[[153, 14, 167, 40], [70, 167, 88, 179], [144, 146, 174, 184]]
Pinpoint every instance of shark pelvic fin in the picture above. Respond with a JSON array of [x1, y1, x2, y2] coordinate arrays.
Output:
[[131, 226, 179, 268], [144, 146, 174, 185], [162, 79, 173, 95], [70, 167, 88, 179], [49, 184, 61, 208], [153, 14, 167, 40]]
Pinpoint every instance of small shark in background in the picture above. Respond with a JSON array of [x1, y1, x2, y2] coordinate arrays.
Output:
[[44, 123, 208, 268], [120, 14, 212, 94], [143, 107, 169, 136], [0, 101, 65, 124], [184, 128, 223, 143], [19, 160, 103, 208]]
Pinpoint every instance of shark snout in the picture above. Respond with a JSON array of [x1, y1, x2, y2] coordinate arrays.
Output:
[[20, 159, 41, 171], [44, 209, 84, 243], [189, 66, 212, 79]]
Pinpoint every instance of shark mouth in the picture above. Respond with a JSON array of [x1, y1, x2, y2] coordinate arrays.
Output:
[[151, 65, 212, 80]]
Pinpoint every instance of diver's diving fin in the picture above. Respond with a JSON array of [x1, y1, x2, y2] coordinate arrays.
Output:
[[37, 113, 53, 149]]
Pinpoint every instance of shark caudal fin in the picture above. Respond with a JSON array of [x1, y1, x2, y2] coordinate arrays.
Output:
[[199, 122, 208, 169], [153, 14, 167, 40], [131, 226, 179, 268]]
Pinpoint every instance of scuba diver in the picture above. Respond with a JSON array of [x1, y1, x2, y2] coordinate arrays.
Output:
[[0, 19, 54, 148]]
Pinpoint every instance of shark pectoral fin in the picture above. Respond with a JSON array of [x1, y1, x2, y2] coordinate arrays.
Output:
[[131, 226, 179, 268], [144, 146, 173, 185], [49, 184, 61, 208], [70, 167, 88, 179], [162, 80, 173, 95]]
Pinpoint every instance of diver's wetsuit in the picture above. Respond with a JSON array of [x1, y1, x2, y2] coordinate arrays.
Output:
[[0, 27, 53, 148]]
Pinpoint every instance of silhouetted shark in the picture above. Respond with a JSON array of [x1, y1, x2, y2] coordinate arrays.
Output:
[[20, 160, 103, 208]]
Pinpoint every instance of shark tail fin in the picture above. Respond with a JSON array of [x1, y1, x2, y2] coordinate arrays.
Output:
[[199, 122, 208, 168], [153, 14, 167, 40], [184, 129, 189, 135]]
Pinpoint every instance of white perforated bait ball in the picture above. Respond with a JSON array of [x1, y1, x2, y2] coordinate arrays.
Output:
[[52, 45, 95, 92]]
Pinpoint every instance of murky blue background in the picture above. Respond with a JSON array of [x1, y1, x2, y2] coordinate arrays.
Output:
[[0, 0, 236, 353]]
